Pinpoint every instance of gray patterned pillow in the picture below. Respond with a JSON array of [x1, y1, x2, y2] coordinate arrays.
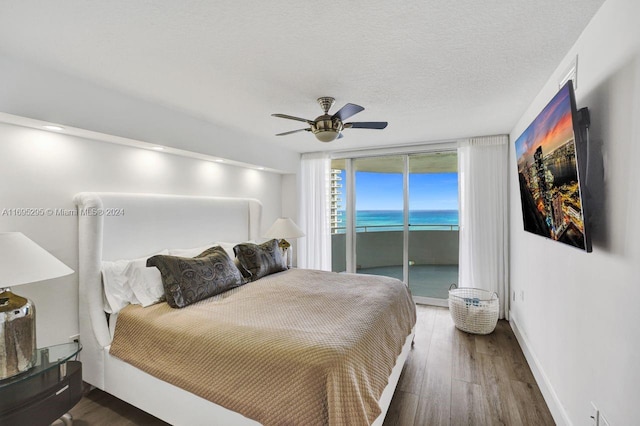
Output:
[[147, 246, 244, 308], [233, 239, 287, 281]]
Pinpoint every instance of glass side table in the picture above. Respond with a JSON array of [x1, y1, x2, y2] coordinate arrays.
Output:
[[0, 342, 82, 426]]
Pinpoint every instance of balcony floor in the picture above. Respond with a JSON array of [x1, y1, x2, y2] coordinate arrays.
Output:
[[357, 264, 458, 299]]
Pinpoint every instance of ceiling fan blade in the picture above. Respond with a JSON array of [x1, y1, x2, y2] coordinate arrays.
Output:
[[332, 103, 364, 121], [275, 128, 311, 136], [344, 122, 388, 129], [271, 113, 314, 124]]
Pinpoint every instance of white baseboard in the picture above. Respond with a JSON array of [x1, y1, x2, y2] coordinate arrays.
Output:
[[509, 311, 572, 426]]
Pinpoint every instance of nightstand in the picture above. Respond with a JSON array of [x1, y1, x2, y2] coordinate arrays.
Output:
[[0, 342, 82, 426]]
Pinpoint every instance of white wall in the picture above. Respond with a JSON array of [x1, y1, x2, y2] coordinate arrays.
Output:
[[0, 122, 287, 348], [508, 0, 640, 424]]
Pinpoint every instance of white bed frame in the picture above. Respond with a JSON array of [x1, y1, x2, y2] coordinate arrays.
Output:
[[74, 192, 414, 426]]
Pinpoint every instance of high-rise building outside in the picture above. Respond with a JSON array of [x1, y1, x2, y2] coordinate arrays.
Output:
[[330, 169, 343, 234]]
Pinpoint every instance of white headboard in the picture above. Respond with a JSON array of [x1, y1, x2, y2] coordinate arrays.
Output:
[[74, 192, 262, 388]]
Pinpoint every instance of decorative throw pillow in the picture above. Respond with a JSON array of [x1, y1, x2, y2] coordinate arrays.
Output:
[[195, 246, 229, 258], [233, 239, 287, 281], [147, 247, 244, 308], [196, 245, 247, 286]]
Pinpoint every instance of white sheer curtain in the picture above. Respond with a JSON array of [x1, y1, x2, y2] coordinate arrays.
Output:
[[458, 135, 509, 318], [297, 152, 332, 270]]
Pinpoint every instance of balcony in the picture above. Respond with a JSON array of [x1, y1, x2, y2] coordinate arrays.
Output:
[[330, 152, 459, 302], [331, 228, 459, 300]]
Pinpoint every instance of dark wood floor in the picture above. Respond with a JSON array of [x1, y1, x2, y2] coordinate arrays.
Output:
[[56, 305, 554, 425], [383, 306, 554, 426]]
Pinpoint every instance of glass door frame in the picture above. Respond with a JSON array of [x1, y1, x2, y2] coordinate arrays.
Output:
[[335, 143, 457, 307]]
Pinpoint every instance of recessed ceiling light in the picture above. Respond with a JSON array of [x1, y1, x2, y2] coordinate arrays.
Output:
[[151, 146, 165, 151], [43, 125, 64, 131], [257, 167, 265, 170], [214, 159, 225, 163]]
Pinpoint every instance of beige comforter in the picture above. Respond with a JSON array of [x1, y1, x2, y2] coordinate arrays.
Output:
[[109, 269, 416, 426]]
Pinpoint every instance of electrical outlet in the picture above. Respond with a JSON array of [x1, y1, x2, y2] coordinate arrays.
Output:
[[590, 402, 599, 426], [599, 413, 610, 426], [69, 334, 80, 343]]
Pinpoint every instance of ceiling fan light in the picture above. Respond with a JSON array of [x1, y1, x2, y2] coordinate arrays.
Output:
[[315, 130, 339, 142], [273, 96, 384, 142]]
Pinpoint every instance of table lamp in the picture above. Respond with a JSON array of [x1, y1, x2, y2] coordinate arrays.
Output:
[[0, 232, 74, 380], [263, 218, 305, 267]]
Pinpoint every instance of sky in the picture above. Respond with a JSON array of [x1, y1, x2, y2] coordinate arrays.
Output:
[[337, 170, 459, 211]]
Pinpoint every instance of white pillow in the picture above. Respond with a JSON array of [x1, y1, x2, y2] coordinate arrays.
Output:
[[102, 260, 137, 314], [101, 249, 168, 313], [125, 256, 166, 307]]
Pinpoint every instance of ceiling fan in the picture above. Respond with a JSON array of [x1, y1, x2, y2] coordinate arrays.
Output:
[[272, 97, 388, 142]]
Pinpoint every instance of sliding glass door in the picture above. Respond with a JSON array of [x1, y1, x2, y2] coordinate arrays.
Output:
[[408, 152, 459, 303], [331, 150, 459, 305], [354, 156, 404, 281]]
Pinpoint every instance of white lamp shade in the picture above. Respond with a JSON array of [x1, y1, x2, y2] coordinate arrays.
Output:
[[263, 218, 305, 240], [0, 232, 74, 287]]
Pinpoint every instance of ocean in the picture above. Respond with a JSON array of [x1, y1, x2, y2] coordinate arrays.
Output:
[[334, 210, 459, 232]]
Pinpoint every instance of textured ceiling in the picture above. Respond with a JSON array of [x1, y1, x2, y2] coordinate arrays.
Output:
[[0, 0, 604, 153]]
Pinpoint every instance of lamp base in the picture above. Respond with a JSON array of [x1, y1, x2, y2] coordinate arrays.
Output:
[[277, 239, 291, 250], [277, 239, 292, 269], [0, 288, 37, 380]]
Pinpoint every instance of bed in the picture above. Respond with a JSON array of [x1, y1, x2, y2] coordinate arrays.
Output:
[[74, 192, 416, 426]]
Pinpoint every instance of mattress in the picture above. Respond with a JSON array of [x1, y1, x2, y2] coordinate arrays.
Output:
[[109, 268, 416, 426]]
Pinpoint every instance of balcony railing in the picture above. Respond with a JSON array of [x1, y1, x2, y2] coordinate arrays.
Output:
[[331, 227, 459, 273], [332, 223, 459, 233]]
